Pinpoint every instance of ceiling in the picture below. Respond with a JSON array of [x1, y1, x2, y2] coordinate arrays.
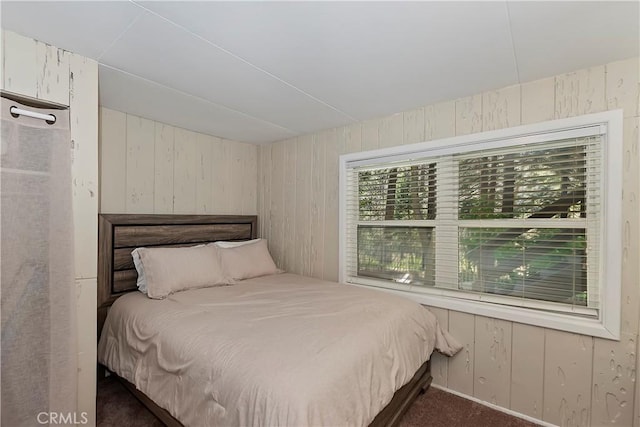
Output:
[[2, 1, 638, 145]]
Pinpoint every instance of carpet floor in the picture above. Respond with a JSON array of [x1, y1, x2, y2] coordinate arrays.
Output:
[[97, 377, 540, 427]]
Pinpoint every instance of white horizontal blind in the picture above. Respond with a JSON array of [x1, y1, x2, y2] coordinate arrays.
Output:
[[345, 159, 438, 286], [450, 137, 600, 312], [345, 129, 604, 317]]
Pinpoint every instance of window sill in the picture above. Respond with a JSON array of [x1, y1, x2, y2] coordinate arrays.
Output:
[[345, 281, 620, 340]]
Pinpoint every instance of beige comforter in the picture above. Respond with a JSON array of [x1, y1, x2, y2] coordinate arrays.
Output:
[[98, 273, 461, 427]]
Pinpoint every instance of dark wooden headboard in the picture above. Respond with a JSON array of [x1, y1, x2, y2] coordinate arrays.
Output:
[[97, 214, 257, 337]]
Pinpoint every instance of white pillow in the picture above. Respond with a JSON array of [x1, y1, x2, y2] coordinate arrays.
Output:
[[132, 244, 206, 294], [131, 248, 147, 293], [134, 244, 233, 299], [217, 239, 281, 281], [214, 238, 261, 248]]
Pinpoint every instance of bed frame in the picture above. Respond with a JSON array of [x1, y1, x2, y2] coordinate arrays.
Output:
[[97, 213, 432, 427]]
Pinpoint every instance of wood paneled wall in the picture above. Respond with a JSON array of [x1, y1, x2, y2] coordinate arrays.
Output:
[[99, 108, 257, 215], [2, 29, 99, 422], [257, 57, 640, 426]]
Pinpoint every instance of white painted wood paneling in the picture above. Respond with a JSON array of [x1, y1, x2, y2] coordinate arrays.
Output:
[[521, 77, 555, 125], [427, 100, 456, 140], [621, 118, 640, 334], [379, 113, 403, 148], [101, 109, 258, 217], [362, 118, 380, 151], [403, 107, 425, 145], [75, 277, 97, 425], [606, 57, 640, 118], [473, 316, 512, 407], [241, 142, 258, 215], [336, 126, 347, 155], [223, 140, 240, 214], [310, 132, 326, 279], [591, 333, 636, 426], [172, 128, 198, 213], [510, 323, 544, 419], [622, 117, 640, 427], [69, 45, 98, 426], [543, 330, 593, 426], [70, 54, 98, 280], [295, 135, 314, 275], [153, 122, 174, 213], [2, 30, 37, 98], [228, 140, 248, 214], [195, 133, 213, 213], [447, 311, 475, 396], [281, 139, 298, 271], [429, 307, 449, 387], [481, 85, 521, 131], [636, 333, 640, 427], [322, 129, 339, 281], [269, 141, 285, 267], [99, 108, 126, 213], [36, 42, 69, 105], [343, 122, 363, 154], [256, 144, 264, 234], [455, 94, 482, 136], [257, 144, 272, 242], [125, 115, 155, 213], [555, 66, 606, 119], [211, 136, 230, 214]]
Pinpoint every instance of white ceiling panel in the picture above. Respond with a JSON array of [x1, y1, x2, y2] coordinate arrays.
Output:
[[99, 65, 296, 144], [0, 1, 144, 59], [138, 1, 519, 119], [99, 11, 355, 134], [1, 1, 638, 145], [508, 1, 640, 82]]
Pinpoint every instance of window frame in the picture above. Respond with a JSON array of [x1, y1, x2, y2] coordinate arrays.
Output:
[[339, 110, 623, 340]]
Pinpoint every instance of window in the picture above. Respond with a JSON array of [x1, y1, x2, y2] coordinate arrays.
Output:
[[339, 111, 623, 339]]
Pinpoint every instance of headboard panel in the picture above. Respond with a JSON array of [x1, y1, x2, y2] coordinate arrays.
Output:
[[97, 214, 257, 336]]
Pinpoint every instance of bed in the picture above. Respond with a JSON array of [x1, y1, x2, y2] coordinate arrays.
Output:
[[97, 214, 460, 427]]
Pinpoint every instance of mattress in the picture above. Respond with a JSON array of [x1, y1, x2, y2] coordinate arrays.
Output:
[[98, 273, 461, 427]]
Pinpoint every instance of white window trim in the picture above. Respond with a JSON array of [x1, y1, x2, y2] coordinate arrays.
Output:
[[339, 110, 623, 340]]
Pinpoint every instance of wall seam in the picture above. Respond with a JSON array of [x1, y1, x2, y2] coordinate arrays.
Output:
[[125, 113, 129, 213], [152, 121, 157, 213], [171, 118, 176, 213], [508, 321, 513, 410], [320, 133, 328, 280]]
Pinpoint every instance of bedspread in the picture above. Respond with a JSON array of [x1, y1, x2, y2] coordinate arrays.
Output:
[[98, 273, 461, 427]]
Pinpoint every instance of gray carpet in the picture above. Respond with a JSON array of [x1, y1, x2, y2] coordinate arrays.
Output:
[[97, 377, 540, 427]]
